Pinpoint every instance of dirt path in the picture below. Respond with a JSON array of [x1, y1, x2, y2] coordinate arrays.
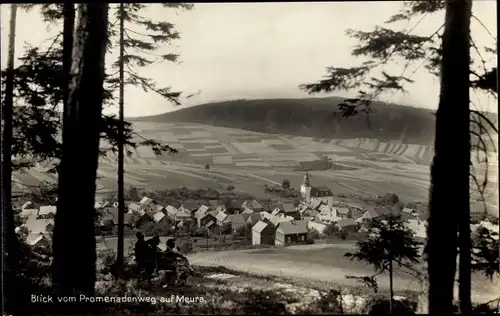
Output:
[[188, 246, 499, 304]]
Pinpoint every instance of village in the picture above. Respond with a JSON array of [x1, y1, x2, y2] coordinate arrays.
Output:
[[13, 172, 498, 252]]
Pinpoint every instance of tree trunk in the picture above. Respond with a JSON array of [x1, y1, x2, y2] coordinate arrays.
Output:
[[426, 0, 472, 313], [62, 3, 75, 125], [2, 3, 19, 312], [389, 258, 394, 314], [52, 3, 109, 297], [116, 2, 126, 276]]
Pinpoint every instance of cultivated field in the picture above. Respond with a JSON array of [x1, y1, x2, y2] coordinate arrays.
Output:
[[12, 121, 498, 214]]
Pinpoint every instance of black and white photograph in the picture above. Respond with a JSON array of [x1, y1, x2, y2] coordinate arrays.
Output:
[[1, 1, 498, 315]]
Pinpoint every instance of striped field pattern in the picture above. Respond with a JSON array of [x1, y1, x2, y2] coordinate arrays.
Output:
[[11, 122, 498, 214]]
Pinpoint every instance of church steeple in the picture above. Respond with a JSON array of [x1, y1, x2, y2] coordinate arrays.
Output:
[[303, 172, 310, 187]]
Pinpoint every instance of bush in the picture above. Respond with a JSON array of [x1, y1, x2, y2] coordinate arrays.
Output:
[[336, 229, 348, 240], [306, 238, 315, 244], [382, 192, 399, 205], [204, 164, 210, 170], [226, 185, 235, 191], [308, 229, 320, 240], [281, 179, 291, 189], [367, 297, 416, 315], [180, 241, 194, 254]]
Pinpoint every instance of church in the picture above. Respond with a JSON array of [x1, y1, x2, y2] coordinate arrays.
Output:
[[300, 172, 334, 208]]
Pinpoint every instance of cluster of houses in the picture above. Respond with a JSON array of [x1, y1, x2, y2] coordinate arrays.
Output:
[[13, 172, 499, 250]]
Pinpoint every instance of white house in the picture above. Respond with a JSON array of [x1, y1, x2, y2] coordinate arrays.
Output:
[[38, 206, 57, 217], [307, 219, 328, 235]]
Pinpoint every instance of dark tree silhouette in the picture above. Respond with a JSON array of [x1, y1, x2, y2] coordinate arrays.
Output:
[[52, 3, 109, 296]]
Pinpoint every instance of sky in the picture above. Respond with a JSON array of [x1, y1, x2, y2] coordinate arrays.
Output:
[[1, 2, 498, 117]]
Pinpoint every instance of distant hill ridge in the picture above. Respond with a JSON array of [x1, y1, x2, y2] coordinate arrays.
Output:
[[131, 97, 496, 146]]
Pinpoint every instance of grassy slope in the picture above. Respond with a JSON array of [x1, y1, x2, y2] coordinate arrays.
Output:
[[132, 97, 438, 145]]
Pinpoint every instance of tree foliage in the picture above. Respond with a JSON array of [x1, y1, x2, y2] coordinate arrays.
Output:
[[345, 214, 422, 303], [1, 3, 193, 174], [471, 226, 500, 280]]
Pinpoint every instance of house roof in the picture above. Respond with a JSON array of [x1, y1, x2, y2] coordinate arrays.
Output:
[[246, 213, 261, 224], [269, 215, 291, 226], [166, 205, 178, 216], [252, 220, 271, 233], [319, 205, 332, 214], [38, 205, 57, 216], [283, 203, 297, 213], [208, 210, 218, 218], [337, 218, 356, 228], [260, 211, 272, 220], [215, 212, 228, 223], [304, 209, 320, 217], [156, 205, 165, 212], [140, 196, 154, 205], [205, 220, 215, 228], [20, 208, 37, 218], [310, 186, 333, 197], [195, 205, 210, 218], [182, 200, 199, 210], [242, 208, 254, 214], [376, 207, 393, 216], [22, 201, 34, 210], [176, 209, 191, 218], [337, 207, 350, 215], [26, 219, 54, 234], [402, 207, 414, 214], [153, 211, 166, 222], [276, 220, 308, 235], [128, 203, 140, 212], [216, 205, 226, 213], [106, 208, 133, 225], [269, 203, 285, 212], [209, 200, 221, 209], [271, 209, 282, 216], [242, 199, 263, 210], [310, 199, 324, 210], [26, 234, 49, 246], [229, 214, 246, 226]]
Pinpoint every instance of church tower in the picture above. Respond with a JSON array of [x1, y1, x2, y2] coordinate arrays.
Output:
[[300, 172, 311, 204]]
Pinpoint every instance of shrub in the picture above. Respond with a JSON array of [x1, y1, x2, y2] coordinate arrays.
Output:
[[382, 192, 399, 205], [308, 228, 320, 240], [281, 179, 291, 189], [180, 241, 194, 254], [336, 229, 348, 240], [367, 297, 416, 315], [226, 185, 235, 191], [204, 164, 210, 170]]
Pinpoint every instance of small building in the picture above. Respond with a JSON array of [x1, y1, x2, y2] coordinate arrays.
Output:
[[303, 209, 319, 218], [181, 200, 199, 212], [215, 205, 227, 214], [407, 219, 427, 241], [133, 212, 153, 229], [260, 211, 273, 221], [335, 218, 358, 232], [307, 219, 328, 235], [198, 212, 216, 228], [241, 199, 263, 213], [401, 207, 415, 219], [283, 203, 301, 220], [275, 220, 308, 247], [245, 213, 262, 226], [106, 208, 134, 227], [26, 218, 54, 234], [269, 203, 285, 216], [22, 201, 35, 210], [165, 205, 179, 220], [336, 207, 352, 219], [128, 202, 140, 213], [26, 233, 51, 248], [38, 205, 57, 218], [156, 204, 166, 213], [229, 214, 247, 232], [215, 211, 230, 228], [252, 221, 275, 246], [19, 208, 37, 220], [153, 211, 170, 225]]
